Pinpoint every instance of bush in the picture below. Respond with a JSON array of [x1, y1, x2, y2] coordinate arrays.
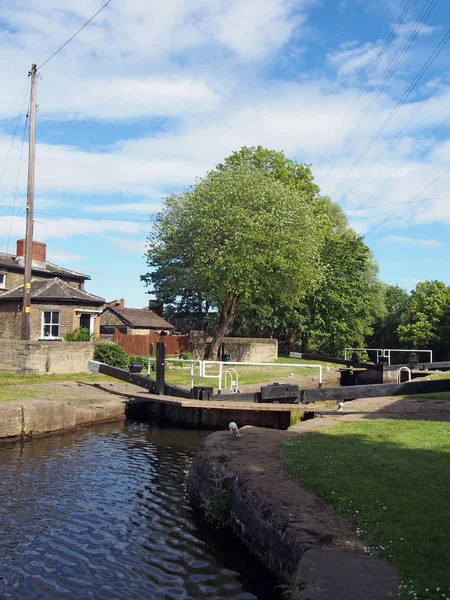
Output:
[[64, 327, 93, 342], [94, 343, 129, 368]]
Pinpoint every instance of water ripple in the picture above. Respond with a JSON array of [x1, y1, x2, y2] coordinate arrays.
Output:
[[0, 422, 280, 600]]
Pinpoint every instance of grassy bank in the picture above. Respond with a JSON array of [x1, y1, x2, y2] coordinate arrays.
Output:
[[0, 372, 111, 403], [282, 420, 450, 600]]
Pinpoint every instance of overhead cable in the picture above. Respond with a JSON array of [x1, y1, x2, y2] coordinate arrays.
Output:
[[364, 165, 450, 236], [316, 0, 414, 172], [332, 26, 450, 200], [38, 0, 113, 70], [321, 0, 439, 182]]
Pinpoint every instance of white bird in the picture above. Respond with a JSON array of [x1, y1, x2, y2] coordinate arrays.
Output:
[[228, 422, 241, 437], [338, 401, 345, 412]]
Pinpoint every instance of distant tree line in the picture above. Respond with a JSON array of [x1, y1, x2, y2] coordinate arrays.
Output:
[[141, 146, 450, 360]]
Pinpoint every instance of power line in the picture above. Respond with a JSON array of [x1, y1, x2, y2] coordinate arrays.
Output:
[[321, 0, 439, 182], [346, 112, 450, 210], [332, 25, 450, 200], [3, 111, 29, 254], [316, 0, 414, 172], [0, 206, 156, 223], [345, 193, 450, 211], [38, 0, 113, 70], [0, 80, 31, 185], [337, 69, 450, 205], [364, 165, 450, 236]]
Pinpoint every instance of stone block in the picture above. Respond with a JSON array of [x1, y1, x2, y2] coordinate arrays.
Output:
[[75, 402, 126, 425], [295, 548, 399, 600], [22, 399, 76, 434], [0, 404, 23, 438]]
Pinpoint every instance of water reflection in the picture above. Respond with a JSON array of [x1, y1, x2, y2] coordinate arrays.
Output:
[[0, 421, 280, 600]]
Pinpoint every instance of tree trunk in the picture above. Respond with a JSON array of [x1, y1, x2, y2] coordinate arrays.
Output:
[[206, 293, 240, 360], [300, 331, 309, 353]]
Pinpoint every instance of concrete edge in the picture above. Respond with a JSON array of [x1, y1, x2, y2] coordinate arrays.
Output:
[[0, 398, 126, 442], [187, 430, 400, 600]]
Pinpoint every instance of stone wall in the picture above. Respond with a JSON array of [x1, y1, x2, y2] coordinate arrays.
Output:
[[0, 303, 101, 340], [221, 337, 278, 362], [189, 331, 278, 362], [0, 340, 95, 373]]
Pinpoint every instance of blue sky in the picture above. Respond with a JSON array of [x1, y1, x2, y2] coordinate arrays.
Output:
[[0, 0, 449, 307]]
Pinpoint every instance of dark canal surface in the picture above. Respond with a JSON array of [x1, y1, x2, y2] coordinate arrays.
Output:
[[0, 421, 281, 600]]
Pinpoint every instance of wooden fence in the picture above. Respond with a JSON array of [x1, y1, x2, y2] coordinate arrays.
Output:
[[113, 330, 189, 357]]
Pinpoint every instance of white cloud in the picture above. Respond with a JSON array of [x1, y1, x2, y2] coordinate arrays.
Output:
[[0, 0, 449, 247], [105, 236, 147, 255], [85, 202, 163, 214], [47, 249, 85, 262], [0, 215, 149, 252], [383, 235, 442, 247]]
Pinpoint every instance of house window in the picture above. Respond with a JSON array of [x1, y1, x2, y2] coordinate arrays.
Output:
[[0, 273, 5, 289], [42, 311, 60, 339]]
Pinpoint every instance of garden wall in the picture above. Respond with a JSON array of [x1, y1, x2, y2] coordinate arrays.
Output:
[[0, 340, 95, 374], [189, 332, 278, 362]]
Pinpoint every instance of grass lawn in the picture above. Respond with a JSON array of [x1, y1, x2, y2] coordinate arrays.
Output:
[[0, 372, 111, 403], [162, 356, 337, 389], [282, 420, 450, 600]]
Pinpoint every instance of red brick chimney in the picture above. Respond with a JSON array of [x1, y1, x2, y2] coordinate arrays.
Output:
[[15, 240, 47, 266]]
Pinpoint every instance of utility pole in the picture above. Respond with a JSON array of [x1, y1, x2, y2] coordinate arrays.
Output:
[[21, 63, 38, 341]]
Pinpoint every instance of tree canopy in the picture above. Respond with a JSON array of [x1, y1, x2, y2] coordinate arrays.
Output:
[[397, 280, 450, 356], [142, 153, 326, 358]]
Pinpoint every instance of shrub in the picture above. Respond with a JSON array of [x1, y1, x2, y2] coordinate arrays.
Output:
[[94, 343, 129, 368], [64, 327, 93, 342]]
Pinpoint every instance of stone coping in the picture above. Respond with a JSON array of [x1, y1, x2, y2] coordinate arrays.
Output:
[[187, 426, 399, 600]]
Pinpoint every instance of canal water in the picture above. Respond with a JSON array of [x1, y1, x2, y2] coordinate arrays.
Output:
[[0, 421, 281, 600]]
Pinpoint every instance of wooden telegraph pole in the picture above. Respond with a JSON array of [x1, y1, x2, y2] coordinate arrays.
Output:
[[21, 64, 38, 340]]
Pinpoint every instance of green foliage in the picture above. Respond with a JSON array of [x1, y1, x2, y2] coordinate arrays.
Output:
[[367, 284, 409, 348], [128, 355, 147, 365], [64, 327, 93, 342], [276, 571, 297, 600], [94, 343, 129, 368], [200, 466, 232, 529], [143, 149, 326, 359], [397, 281, 450, 353], [218, 145, 320, 199], [45, 355, 51, 373], [231, 200, 383, 356]]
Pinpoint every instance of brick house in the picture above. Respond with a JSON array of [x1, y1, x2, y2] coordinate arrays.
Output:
[[0, 240, 105, 340], [100, 306, 174, 336]]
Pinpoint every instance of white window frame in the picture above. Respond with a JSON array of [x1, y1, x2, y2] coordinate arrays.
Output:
[[0, 273, 5, 289], [41, 310, 61, 339]]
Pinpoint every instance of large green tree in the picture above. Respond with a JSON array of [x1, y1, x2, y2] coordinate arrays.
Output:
[[142, 160, 325, 359], [367, 284, 409, 349], [397, 280, 450, 355], [230, 198, 383, 355]]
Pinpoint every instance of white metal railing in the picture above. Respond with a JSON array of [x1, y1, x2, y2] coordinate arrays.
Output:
[[344, 347, 433, 366], [202, 360, 323, 392], [397, 366, 412, 383], [147, 358, 322, 392], [223, 368, 240, 393], [147, 358, 203, 390]]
